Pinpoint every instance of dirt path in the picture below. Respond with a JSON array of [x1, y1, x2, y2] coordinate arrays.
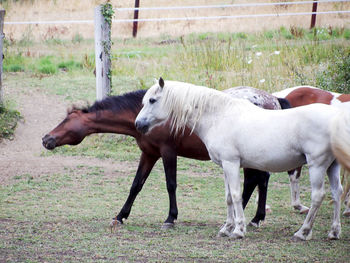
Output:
[[0, 84, 135, 184]]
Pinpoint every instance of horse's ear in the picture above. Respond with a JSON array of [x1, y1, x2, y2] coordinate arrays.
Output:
[[159, 77, 164, 89]]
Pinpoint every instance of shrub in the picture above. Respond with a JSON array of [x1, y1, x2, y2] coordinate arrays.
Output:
[[3, 53, 26, 72], [38, 64, 57, 74], [316, 49, 350, 93], [0, 104, 21, 141], [279, 26, 293, 39], [7, 64, 25, 72], [37, 56, 57, 74], [344, 29, 350, 40]]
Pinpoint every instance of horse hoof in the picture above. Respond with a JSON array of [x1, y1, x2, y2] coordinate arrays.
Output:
[[299, 207, 309, 214], [217, 231, 229, 238], [291, 235, 306, 242], [343, 208, 350, 217], [328, 233, 340, 240], [293, 205, 309, 214], [109, 219, 122, 233], [161, 222, 175, 230], [228, 232, 244, 240], [248, 221, 260, 228]]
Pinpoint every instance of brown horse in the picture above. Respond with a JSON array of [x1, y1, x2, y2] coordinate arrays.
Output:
[[273, 85, 350, 216], [42, 87, 290, 228]]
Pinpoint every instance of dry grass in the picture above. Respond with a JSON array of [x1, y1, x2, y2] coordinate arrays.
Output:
[[2, 0, 350, 40]]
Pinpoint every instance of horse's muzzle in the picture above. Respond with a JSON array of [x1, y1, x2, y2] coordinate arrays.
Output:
[[135, 120, 149, 134], [42, 134, 56, 150]]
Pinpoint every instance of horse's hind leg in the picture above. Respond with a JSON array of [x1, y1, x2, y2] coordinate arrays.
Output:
[[242, 169, 270, 227], [293, 166, 326, 241], [341, 168, 350, 217], [327, 161, 342, 239], [288, 167, 309, 214], [242, 168, 259, 210], [253, 171, 270, 227], [343, 190, 350, 217], [161, 149, 178, 229]]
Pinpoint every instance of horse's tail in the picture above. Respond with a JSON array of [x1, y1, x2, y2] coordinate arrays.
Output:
[[330, 107, 350, 171], [277, 98, 292, 109]]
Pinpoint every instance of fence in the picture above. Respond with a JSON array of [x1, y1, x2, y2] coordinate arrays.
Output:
[[3, 1, 350, 99], [95, 0, 350, 99], [0, 9, 5, 105]]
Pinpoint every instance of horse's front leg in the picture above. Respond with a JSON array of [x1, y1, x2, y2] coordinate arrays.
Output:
[[160, 147, 178, 229], [293, 166, 326, 241], [112, 152, 158, 228], [288, 167, 309, 214], [218, 160, 246, 239]]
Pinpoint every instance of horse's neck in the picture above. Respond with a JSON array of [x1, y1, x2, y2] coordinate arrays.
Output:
[[188, 105, 232, 141], [86, 110, 139, 137], [188, 100, 254, 144]]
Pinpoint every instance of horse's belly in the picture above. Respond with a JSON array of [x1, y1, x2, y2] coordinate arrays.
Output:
[[240, 153, 306, 173]]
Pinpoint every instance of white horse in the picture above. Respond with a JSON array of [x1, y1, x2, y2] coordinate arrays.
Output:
[[135, 78, 347, 241]]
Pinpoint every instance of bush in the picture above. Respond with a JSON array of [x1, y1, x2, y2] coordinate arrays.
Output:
[[279, 26, 293, 39], [38, 64, 57, 74], [6, 64, 25, 72], [316, 49, 350, 93], [37, 56, 57, 74], [344, 29, 350, 40], [3, 53, 26, 72], [0, 104, 21, 141]]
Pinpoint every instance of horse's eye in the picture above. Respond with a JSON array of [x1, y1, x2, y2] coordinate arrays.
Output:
[[149, 98, 156, 104]]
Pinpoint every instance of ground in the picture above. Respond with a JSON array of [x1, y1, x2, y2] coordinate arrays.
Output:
[[1, 76, 350, 262], [0, 77, 134, 185]]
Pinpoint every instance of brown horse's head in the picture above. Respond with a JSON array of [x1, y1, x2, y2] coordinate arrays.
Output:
[[42, 109, 89, 150]]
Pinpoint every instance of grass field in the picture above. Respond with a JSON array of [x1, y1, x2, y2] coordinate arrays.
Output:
[[1, 29, 350, 262]]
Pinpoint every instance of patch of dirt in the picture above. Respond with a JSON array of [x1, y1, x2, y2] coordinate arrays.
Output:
[[0, 85, 136, 185]]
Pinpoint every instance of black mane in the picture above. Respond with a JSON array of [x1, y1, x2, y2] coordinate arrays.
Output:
[[81, 90, 146, 114]]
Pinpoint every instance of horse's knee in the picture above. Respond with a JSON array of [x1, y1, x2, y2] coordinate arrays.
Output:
[[231, 192, 242, 203], [130, 181, 143, 194], [311, 189, 325, 204]]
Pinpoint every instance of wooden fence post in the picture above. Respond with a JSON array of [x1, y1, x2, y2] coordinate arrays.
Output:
[[132, 0, 140, 38], [94, 5, 112, 101], [310, 0, 318, 29], [0, 9, 5, 106]]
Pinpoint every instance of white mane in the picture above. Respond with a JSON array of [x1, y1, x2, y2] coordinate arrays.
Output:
[[153, 81, 249, 134]]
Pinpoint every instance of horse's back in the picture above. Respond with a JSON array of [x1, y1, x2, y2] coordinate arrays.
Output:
[[224, 86, 281, 110], [207, 103, 339, 172]]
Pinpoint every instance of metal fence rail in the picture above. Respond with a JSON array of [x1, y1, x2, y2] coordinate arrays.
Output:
[[114, 0, 350, 12], [4, 0, 350, 25]]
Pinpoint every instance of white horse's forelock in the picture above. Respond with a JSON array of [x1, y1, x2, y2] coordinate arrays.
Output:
[[158, 81, 246, 135]]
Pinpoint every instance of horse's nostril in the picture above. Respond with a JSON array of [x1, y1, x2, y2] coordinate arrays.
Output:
[[42, 135, 56, 150]]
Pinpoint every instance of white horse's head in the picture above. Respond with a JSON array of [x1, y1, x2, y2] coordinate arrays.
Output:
[[135, 77, 169, 134]]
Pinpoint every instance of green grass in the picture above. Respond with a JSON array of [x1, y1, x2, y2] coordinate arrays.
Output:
[[1, 161, 349, 262]]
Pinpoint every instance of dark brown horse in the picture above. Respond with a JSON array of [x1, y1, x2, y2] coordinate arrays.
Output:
[[42, 87, 290, 229]]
